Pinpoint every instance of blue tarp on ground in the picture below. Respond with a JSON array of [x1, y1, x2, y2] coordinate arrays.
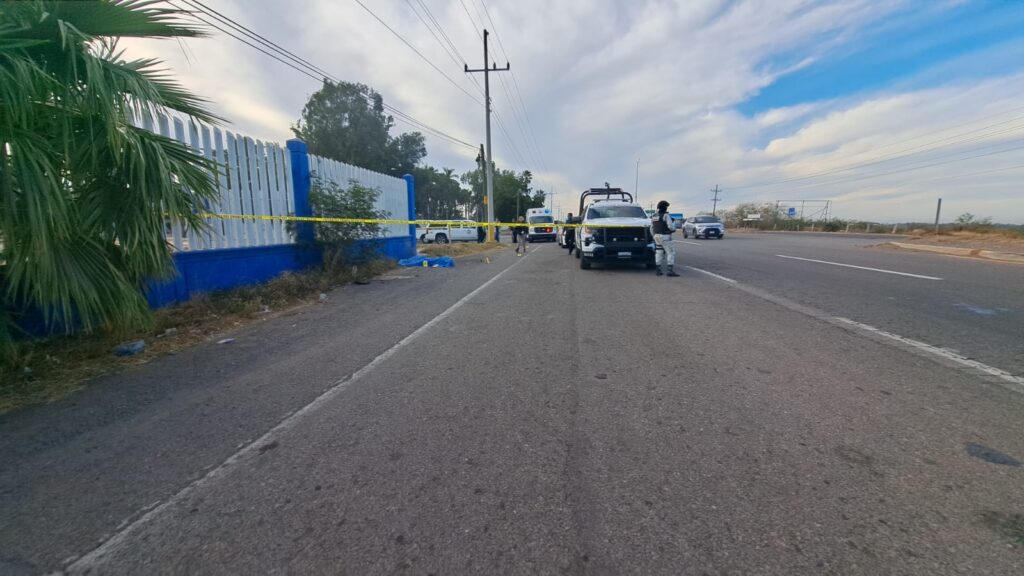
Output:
[[398, 255, 455, 268]]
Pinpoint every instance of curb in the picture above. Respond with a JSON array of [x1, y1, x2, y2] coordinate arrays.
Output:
[[886, 242, 1024, 264]]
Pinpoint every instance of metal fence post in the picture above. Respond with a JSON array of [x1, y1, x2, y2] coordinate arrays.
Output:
[[287, 139, 315, 244], [403, 173, 416, 240]]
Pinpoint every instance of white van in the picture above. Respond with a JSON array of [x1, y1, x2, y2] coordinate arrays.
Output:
[[525, 207, 556, 242]]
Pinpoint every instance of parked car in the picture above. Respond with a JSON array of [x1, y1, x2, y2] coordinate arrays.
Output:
[[575, 188, 655, 270], [419, 220, 477, 243], [683, 215, 725, 239]]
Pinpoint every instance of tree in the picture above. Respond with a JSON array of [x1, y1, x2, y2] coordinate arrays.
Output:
[[412, 166, 469, 219], [292, 80, 426, 177], [0, 1, 221, 357], [460, 165, 543, 223]]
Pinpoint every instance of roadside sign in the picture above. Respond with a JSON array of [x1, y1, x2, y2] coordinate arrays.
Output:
[[745, 213, 761, 220], [787, 207, 797, 217]]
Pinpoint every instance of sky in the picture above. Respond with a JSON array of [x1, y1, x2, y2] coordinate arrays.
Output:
[[121, 0, 1024, 224]]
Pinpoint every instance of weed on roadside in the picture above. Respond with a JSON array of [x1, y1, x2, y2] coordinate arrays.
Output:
[[979, 510, 1024, 548], [0, 259, 394, 414]]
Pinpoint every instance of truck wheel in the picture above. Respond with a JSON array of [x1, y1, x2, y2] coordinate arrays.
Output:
[[574, 247, 581, 259], [683, 230, 688, 238], [580, 256, 591, 269], [435, 233, 449, 244], [646, 259, 656, 270], [419, 234, 427, 243]]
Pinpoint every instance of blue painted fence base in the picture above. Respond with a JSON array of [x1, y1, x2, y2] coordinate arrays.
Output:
[[146, 236, 416, 309], [146, 244, 319, 309]]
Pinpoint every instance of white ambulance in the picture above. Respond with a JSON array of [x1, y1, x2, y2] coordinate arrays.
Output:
[[525, 207, 556, 242]]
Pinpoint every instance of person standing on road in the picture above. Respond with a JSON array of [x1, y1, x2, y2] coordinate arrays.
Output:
[[515, 216, 528, 256], [563, 213, 576, 255], [652, 200, 678, 277]]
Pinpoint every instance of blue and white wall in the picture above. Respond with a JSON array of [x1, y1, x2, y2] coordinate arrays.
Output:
[[136, 112, 416, 308]]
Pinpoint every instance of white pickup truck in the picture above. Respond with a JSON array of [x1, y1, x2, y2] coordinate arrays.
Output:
[[417, 220, 478, 244], [574, 188, 656, 270]]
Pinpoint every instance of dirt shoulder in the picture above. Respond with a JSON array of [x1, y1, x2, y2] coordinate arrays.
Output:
[[891, 230, 1024, 253], [418, 241, 507, 258], [875, 230, 1024, 264]]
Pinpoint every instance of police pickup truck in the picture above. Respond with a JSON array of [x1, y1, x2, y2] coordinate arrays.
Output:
[[417, 220, 477, 243], [574, 188, 656, 270]]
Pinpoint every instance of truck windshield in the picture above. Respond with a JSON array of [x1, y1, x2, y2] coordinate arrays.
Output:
[[586, 205, 647, 219], [528, 216, 554, 224]]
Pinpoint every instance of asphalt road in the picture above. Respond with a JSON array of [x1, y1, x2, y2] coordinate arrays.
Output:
[[1, 233, 1022, 575]]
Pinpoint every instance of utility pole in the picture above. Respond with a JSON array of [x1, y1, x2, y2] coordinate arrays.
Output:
[[475, 144, 486, 222], [710, 184, 721, 216], [934, 198, 942, 235], [635, 159, 640, 201], [465, 30, 510, 241]]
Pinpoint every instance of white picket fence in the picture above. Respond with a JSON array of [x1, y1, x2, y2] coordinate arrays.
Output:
[[134, 110, 409, 251], [309, 154, 408, 239]]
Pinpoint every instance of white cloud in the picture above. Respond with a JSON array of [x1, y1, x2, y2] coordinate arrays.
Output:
[[118, 0, 1024, 223]]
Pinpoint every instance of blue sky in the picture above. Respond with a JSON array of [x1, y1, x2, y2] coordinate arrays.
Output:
[[739, 1, 1024, 116], [123, 0, 1024, 223]]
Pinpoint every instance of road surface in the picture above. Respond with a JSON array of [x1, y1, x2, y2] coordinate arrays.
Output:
[[1, 232, 1022, 575]]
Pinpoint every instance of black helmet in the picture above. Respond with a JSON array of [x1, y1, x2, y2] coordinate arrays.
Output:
[[657, 200, 670, 210]]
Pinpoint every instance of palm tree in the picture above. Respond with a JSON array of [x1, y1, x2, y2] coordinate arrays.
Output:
[[0, 0, 221, 359]]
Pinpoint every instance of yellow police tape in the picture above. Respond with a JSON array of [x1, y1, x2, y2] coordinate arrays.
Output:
[[199, 213, 655, 229]]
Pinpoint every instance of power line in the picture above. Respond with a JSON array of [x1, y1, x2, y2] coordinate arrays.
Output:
[[184, 0, 334, 79], [454, 0, 535, 171], [470, 0, 533, 161], [175, 0, 476, 150], [352, 0, 483, 106], [477, 0, 547, 172], [403, 0, 485, 98], [404, 0, 464, 75], [492, 111, 529, 168]]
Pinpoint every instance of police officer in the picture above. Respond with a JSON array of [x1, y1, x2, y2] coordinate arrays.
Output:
[[652, 200, 678, 277]]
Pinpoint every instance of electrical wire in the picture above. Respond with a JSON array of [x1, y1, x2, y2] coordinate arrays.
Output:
[[478, 0, 548, 172], [175, 0, 476, 151], [352, 0, 483, 106]]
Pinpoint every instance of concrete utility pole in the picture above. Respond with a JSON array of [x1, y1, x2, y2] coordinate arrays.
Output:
[[475, 145, 485, 221], [465, 30, 510, 241], [710, 185, 722, 216], [934, 198, 942, 235]]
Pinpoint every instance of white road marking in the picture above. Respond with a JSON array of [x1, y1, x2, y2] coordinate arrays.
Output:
[[834, 317, 1024, 389], [67, 255, 531, 571], [685, 265, 1022, 392], [686, 266, 737, 284], [681, 241, 702, 246], [776, 254, 943, 280]]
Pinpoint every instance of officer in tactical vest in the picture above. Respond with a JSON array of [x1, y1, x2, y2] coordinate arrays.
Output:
[[652, 200, 679, 277]]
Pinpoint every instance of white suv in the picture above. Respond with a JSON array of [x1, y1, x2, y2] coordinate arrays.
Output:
[[574, 189, 656, 270], [683, 215, 725, 239]]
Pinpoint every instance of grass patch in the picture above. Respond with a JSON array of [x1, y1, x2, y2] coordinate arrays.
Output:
[[979, 510, 1024, 547], [0, 259, 394, 414], [419, 241, 506, 258]]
